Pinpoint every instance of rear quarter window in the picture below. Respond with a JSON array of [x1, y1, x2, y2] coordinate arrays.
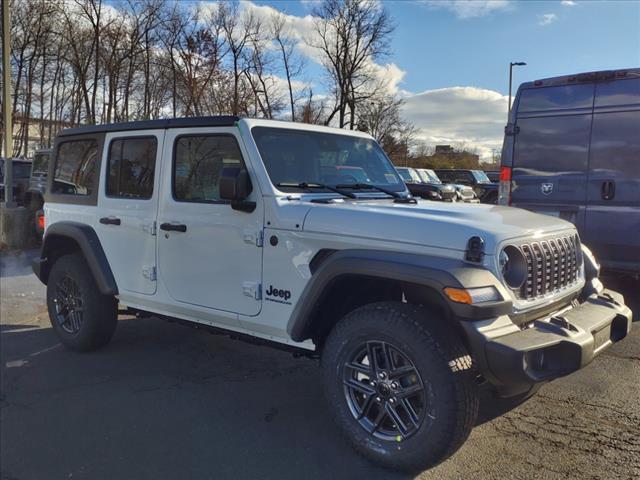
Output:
[[52, 139, 99, 196]]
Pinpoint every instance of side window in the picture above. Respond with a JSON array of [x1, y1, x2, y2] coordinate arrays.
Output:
[[518, 84, 595, 113], [52, 139, 98, 196], [107, 137, 157, 199], [595, 78, 640, 108], [173, 134, 245, 203]]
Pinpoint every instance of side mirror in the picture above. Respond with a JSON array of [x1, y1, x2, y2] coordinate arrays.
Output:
[[219, 167, 256, 212]]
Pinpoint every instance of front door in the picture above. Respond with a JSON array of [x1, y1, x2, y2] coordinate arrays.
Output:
[[157, 128, 263, 317], [97, 131, 163, 295]]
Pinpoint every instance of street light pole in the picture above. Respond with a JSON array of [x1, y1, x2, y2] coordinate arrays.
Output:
[[2, 0, 15, 206], [508, 61, 527, 120]]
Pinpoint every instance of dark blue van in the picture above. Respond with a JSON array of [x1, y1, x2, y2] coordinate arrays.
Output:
[[500, 68, 640, 275]]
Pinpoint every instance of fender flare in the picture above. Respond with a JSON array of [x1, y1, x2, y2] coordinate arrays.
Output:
[[32, 221, 118, 296], [287, 249, 512, 342]]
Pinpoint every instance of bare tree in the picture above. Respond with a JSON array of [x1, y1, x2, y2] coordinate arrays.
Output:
[[310, 0, 394, 129], [271, 12, 306, 121]]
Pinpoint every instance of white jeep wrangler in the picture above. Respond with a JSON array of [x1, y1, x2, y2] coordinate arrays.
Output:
[[33, 117, 632, 472]]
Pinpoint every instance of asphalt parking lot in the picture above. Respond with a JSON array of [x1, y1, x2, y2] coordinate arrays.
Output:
[[1, 249, 639, 480]]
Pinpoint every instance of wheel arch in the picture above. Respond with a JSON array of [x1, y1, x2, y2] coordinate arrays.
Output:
[[33, 221, 118, 296], [287, 249, 511, 345]]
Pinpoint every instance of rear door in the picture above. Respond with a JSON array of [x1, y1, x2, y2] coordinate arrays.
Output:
[[583, 78, 640, 271], [511, 83, 594, 226], [97, 131, 163, 295]]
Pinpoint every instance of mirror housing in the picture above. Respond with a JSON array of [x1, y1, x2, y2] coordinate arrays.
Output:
[[220, 167, 255, 212]]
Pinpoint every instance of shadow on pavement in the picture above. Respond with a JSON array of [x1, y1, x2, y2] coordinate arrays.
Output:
[[0, 248, 40, 278], [0, 316, 409, 480], [602, 274, 639, 322]]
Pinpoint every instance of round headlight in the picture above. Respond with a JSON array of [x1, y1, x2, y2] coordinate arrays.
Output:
[[501, 245, 527, 289]]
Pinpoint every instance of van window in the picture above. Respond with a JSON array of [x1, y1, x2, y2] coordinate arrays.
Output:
[[513, 115, 591, 172], [518, 84, 594, 113], [173, 134, 244, 203], [52, 139, 98, 196], [107, 137, 157, 199], [595, 78, 640, 107]]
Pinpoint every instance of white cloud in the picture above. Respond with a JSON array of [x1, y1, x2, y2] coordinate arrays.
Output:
[[421, 0, 511, 19], [401, 87, 508, 160], [561, 0, 576, 6], [538, 13, 558, 26]]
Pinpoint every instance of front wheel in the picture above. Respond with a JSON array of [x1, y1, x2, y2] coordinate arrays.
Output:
[[321, 302, 479, 472], [46, 253, 117, 351]]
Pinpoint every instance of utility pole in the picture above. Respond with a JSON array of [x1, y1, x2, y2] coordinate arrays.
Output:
[[508, 61, 526, 121], [2, 0, 15, 206]]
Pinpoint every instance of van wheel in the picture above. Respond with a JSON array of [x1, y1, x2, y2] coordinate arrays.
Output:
[[46, 253, 117, 351], [321, 302, 479, 472]]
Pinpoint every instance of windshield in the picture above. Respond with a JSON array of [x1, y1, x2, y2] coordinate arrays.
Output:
[[419, 169, 441, 184], [396, 167, 421, 183], [252, 127, 404, 193], [0, 160, 31, 181], [472, 170, 491, 184], [32, 153, 49, 175]]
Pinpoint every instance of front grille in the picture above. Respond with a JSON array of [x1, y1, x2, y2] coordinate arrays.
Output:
[[517, 234, 581, 300], [442, 190, 456, 200]]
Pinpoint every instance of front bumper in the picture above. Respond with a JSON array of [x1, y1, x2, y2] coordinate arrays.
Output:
[[462, 289, 632, 396]]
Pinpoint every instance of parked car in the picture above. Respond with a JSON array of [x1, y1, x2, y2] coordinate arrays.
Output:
[[396, 166, 456, 201], [415, 168, 479, 203], [485, 171, 500, 183], [25, 149, 51, 238], [500, 67, 640, 274], [434, 169, 499, 204], [25, 149, 50, 208], [0, 157, 32, 205], [33, 117, 632, 472]]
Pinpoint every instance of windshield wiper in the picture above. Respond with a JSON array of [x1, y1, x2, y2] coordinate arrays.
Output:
[[335, 183, 417, 204], [276, 182, 357, 199]]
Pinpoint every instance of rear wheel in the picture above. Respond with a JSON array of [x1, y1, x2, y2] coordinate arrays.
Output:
[[321, 302, 479, 472], [47, 253, 117, 351]]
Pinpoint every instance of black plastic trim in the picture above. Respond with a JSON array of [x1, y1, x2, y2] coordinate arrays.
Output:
[[57, 116, 239, 137], [287, 249, 512, 342], [33, 222, 118, 296]]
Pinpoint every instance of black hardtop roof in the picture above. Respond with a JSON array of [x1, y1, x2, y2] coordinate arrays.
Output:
[[57, 115, 240, 137], [520, 67, 640, 89]]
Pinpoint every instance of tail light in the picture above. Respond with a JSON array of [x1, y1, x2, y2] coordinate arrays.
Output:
[[37, 211, 45, 231], [498, 166, 512, 206]]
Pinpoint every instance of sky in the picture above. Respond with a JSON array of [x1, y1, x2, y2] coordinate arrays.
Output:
[[221, 0, 640, 159]]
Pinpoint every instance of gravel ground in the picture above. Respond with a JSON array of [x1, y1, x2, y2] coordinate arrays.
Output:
[[1, 249, 638, 480]]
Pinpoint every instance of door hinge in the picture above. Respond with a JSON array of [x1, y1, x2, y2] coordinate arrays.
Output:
[[504, 123, 520, 136], [143, 221, 157, 236], [242, 281, 261, 300], [243, 229, 264, 247], [142, 266, 157, 281]]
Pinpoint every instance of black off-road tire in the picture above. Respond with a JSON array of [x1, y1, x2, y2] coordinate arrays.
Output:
[[321, 302, 479, 472], [46, 253, 117, 352]]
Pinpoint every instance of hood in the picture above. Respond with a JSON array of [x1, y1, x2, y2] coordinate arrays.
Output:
[[302, 198, 575, 254]]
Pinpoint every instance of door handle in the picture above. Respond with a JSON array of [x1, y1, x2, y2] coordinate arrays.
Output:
[[99, 216, 121, 225], [601, 180, 615, 200], [160, 222, 187, 233]]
